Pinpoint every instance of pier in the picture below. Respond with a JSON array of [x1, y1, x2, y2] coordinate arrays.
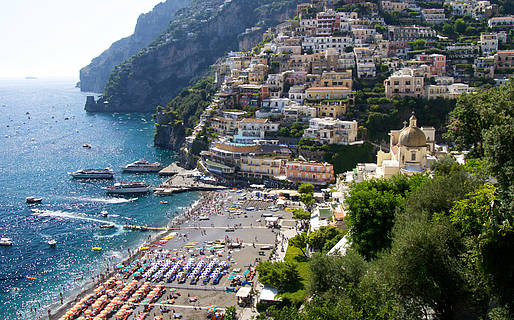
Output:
[[155, 164, 226, 195]]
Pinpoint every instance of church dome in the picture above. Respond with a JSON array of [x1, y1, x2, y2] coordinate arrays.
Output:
[[399, 126, 427, 147], [399, 114, 427, 147]]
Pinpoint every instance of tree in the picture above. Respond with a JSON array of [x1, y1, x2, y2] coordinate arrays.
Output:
[[256, 261, 301, 292], [307, 226, 345, 253], [298, 183, 315, 211], [298, 183, 314, 195], [293, 209, 310, 220], [224, 306, 237, 320], [345, 175, 428, 259], [289, 233, 308, 257]]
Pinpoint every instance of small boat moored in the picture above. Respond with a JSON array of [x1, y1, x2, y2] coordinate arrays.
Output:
[[0, 238, 13, 246], [48, 240, 56, 247], [26, 197, 43, 204], [92, 247, 102, 251]]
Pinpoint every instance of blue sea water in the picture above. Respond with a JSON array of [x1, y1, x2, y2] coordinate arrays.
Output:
[[0, 78, 198, 319]]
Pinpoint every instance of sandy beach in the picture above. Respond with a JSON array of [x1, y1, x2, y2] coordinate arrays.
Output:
[[49, 189, 296, 320]]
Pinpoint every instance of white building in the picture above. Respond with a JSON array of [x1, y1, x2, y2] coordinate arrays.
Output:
[[304, 118, 358, 145]]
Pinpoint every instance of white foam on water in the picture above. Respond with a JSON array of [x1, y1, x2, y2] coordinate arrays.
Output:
[[32, 209, 119, 226], [73, 197, 138, 204]]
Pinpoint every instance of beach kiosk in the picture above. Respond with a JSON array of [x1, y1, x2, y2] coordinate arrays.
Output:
[[236, 286, 252, 306], [258, 286, 280, 305]]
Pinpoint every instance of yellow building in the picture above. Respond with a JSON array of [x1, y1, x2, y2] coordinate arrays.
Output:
[[313, 101, 347, 118], [319, 70, 353, 89], [239, 156, 286, 179], [305, 86, 352, 101]]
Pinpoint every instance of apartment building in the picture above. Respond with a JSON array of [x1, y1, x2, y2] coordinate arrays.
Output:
[[381, 1, 409, 12], [237, 118, 279, 139], [494, 50, 514, 72], [286, 161, 335, 185], [305, 86, 352, 101], [302, 36, 354, 54], [388, 25, 437, 42], [479, 33, 498, 56], [384, 68, 424, 98], [304, 118, 358, 145], [422, 9, 446, 24], [319, 70, 353, 88], [354, 47, 376, 78], [488, 16, 514, 28]]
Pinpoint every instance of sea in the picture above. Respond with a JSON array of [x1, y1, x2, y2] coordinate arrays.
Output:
[[0, 77, 199, 319]]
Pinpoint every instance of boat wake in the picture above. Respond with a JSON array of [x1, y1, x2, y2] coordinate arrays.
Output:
[[72, 197, 138, 204], [32, 209, 119, 227]]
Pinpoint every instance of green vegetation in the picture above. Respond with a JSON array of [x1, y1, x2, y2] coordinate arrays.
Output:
[[307, 225, 345, 254], [279, 122, 307, 138], [256, 260, 301, 293], [298, 183, 314, 211], [156, 77, 216, 131], [292, 208, 310, 220]]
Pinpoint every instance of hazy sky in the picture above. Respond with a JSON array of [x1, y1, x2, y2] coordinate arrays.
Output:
[[0, 0, 164, 78]]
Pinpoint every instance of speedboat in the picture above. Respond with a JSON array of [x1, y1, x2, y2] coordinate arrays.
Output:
[[0, 238, 13, 246], [69, 168, 114, 179], [82, 144, 92, 149], [48, 240, 56, 247], [121, 159, 162, 173], [26, 197, 43, 204], [103, 181, 150, 194], [99, 223, 115, 229]]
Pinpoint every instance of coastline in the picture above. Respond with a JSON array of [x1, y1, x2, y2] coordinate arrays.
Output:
[[47, 192, 206, 320]]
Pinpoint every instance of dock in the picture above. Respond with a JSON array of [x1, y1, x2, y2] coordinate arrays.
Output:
[[158, 163, 183, 176], [155, 164, 227, 195]]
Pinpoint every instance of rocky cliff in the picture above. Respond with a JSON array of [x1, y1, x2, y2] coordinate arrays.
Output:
[[79, 0, 191, 93], [88, 0, 302, 113]]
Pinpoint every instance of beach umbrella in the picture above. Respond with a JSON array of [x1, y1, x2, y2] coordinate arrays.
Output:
[[207, 305, 217, 313]]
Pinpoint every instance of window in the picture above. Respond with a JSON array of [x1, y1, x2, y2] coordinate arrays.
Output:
[[411, 152, 416, 161]]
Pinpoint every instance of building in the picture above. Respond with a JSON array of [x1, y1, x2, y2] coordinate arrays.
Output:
[[236, 84, 269, 107], [381, 1, 409, 12], [474, 56, 495, 78], [302, 36, 354, 54], [488, 16, 514, 28], [373, 114, 435, 178], [304, 118, 358, 145], [305, 86, 352, 101], [319, 70, 353, 88], [422, 9, 446, 24], [479, 33, 498, 56], [354, 47, 376, 78], [493, 50, 514, 73], [239, 156, 286, 179], [313, 101, 348, 118], [388, 25, 437, 42], [237, 118, 279, 139], [286, 161, 335, 185], [414, 54, 446, 75], [384, 68, 424, 98], [425, 83, 475, 100]]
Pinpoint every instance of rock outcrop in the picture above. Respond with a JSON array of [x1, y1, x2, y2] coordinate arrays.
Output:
[[79, 0, 191, 93], [93, 0, 302, 113]]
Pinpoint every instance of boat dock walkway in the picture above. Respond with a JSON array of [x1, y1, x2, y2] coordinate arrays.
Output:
[[155, 164, 226, 195]]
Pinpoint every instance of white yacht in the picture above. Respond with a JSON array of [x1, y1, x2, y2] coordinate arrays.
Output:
[[0, 238, 13, 246], [121, 159, 162, 172], [68, 168, 114, 179], [103, 181, 150, 194]]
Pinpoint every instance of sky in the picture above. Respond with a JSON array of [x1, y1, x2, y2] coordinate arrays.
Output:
[[0, 0, 164, 78]]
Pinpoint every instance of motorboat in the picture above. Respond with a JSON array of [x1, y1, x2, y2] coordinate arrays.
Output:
[[48, 240, 56, 247], [121, 159, 163, 173], [26, 197, 42, 204], [103, 181, 150, 194], [99, 223, 115, 229], [82, 144, 92, 149], [92, 247, 102, 251], [160, 201, 168, 204], [0, 238, 13, 246], [69, 168, 114, 179]]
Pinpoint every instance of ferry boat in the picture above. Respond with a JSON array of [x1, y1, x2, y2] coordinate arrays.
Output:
[[121, 159, 162, 173], [68, 168, 114, 179], [0, 238, 13, 246], [103, 181, 150, 194]]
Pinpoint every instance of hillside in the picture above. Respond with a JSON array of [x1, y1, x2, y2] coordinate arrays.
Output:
[[85, 0, 302, 112], [79, 0, 191, 93]]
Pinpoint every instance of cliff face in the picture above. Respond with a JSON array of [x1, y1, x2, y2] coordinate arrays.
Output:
[[79, 0, 191, 93], [91, 0, 302, 113]]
